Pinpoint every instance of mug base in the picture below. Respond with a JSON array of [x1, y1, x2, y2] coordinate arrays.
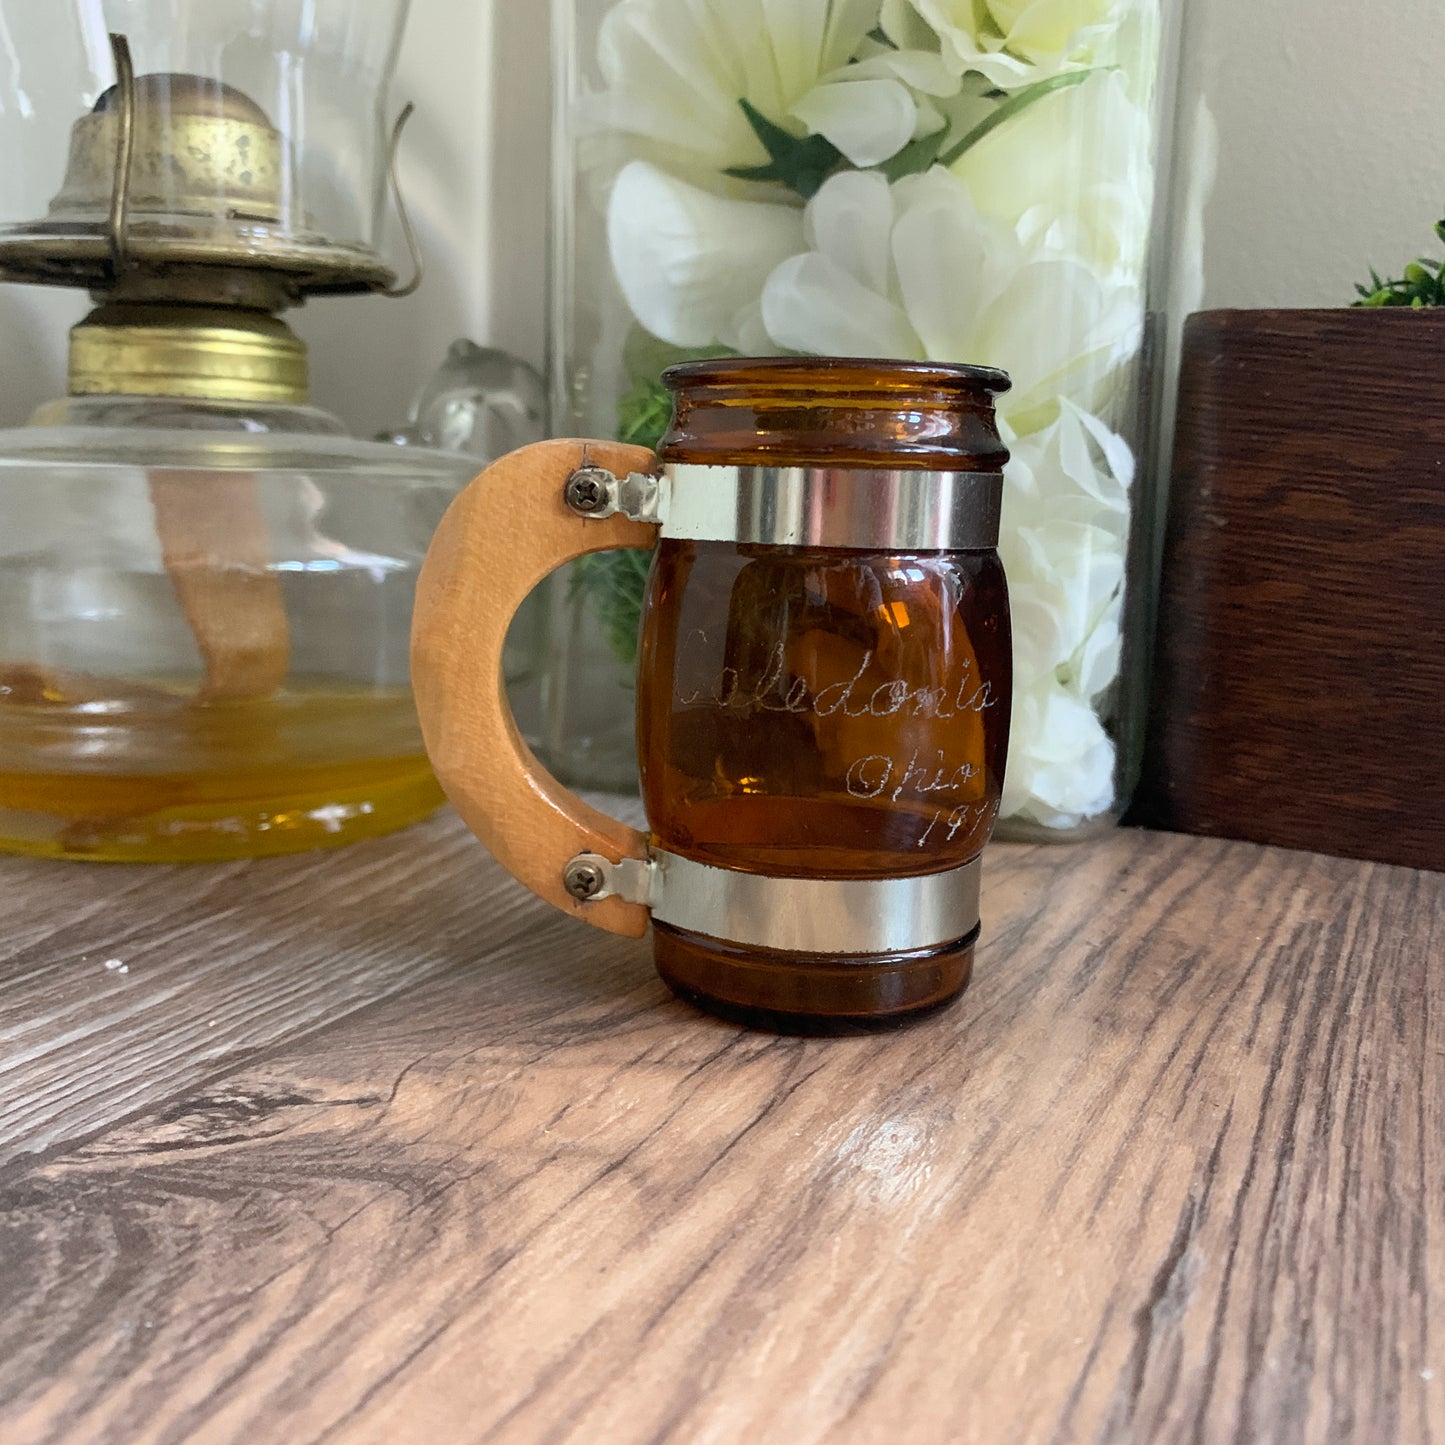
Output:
[[653, 921, 977, 1035]]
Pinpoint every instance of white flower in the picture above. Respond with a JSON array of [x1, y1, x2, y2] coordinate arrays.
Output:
[[883, 0, 1137, 89], [759, 166, 1142, 435], [759, 170, 928, 358], [1003, 399, 1132, 536], [608, 161, 804, 350], [590, 0, 930, 175], [1000, 402, 1131, 824], [1070, 595, 1123, 701], [790, 79, 922, 169], [985, 0, 1120, 56], [999, 518, 1124, 690], [998, 337, 1135, 836], [951, 69, 1155, 281], [1002, 681, 1118, 826]]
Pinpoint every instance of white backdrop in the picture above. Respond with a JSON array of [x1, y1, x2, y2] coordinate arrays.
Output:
[[0, 0, 1439, 432]]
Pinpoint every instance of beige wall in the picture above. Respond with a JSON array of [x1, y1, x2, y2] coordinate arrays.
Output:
[[1185, 0, 1443, 312], [1, 0, 1440, 431]]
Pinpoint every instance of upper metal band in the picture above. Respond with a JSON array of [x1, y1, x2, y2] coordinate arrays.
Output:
[[661, 464, 1002, 552], [649, 851, 982, 956]]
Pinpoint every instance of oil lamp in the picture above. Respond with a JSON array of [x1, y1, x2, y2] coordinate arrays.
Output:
[[0, 2, 478, 862]]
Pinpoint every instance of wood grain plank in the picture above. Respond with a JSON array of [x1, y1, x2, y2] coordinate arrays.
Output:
[[2, 830, 1440, 1444], [0, 804, 630, 1168]]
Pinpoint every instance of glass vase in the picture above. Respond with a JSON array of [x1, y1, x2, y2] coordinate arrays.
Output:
[[548, 0, 1189, 831]]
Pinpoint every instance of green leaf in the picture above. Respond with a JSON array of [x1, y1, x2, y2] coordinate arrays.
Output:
[[937, 68, 1099, 168], [568, 357, 710, 668], [589, 340, 743, 665], [570, 549, 653, 668], [1353, 211, 1445, 307], [724, 98, 845, 200], [622, 330, 733, 390], [880, 129, 946, 182], [736, 97, 805, 159], [617, 378, 673, 451], [569, 378, 663, 667]]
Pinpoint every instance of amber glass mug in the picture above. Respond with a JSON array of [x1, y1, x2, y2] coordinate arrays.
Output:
[[411, 359, 1013, 1028]]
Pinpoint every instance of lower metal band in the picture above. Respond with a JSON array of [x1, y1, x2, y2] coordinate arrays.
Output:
[[661, 464, 1002, 552], [649, 851, 982, 956]]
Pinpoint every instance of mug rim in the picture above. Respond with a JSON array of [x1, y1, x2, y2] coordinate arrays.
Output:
[[661, 355, 1012, 396]]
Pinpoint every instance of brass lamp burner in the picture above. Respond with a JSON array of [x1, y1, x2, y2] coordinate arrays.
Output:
[[53, 73, 286, 228], [0, 45, 409, 298]]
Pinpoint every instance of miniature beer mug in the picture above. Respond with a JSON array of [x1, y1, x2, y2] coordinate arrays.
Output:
[[412, 359, 1013, 1027]]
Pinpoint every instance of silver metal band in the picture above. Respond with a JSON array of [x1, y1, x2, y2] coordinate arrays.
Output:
[[661, 464, 1003, 552], [566, 849, 982, 956], [562, 464, 1003, 553], [652, 851, 982, 954]]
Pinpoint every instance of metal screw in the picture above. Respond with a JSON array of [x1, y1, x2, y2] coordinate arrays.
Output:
[[563, 857, 607, 901], [564, 468, 612, 516]]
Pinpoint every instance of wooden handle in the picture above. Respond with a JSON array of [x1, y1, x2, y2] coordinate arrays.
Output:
[[149, 472, 291, 702], [411, 438, 658, 939]]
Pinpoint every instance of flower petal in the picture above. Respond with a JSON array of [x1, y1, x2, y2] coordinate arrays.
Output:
[[1065, 399, 1135, 494], [1004, 406, 1132, 539], [906, 0, 1134, 88], [593, 0, 886, 173], [998, 518, 1124, 680], [596, 2, 772, 170], [841, 45, 965, 98], [821, 0, 891, 71], [762, 252, 922, 358], [951, 70, 1154, 280], [989, 0, 1119, 60], [1002, 680, 1118, 825], [974, 257, 1142, 431], [1072, 598, 1122, 701], [909, 0, 1065, 88], [608, 161, 805, 349], [790, 77, 919, 167], [805, 170, 897, 295], [880, 0, 944, 52], [889, 170, 1002, 361]]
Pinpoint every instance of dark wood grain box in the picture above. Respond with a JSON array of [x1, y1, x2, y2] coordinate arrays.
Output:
[[1136, 308, 1445, 873]]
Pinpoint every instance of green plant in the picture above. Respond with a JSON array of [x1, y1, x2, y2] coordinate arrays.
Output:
[[1355, 215, 1445, 307], [567, 373, 674, 668], [569, 548, 653, 667], [571, 335, 747, 666], [615, 373, 673, 449]]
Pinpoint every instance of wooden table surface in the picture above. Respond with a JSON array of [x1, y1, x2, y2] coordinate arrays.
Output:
[[2, 809, 1442, 1445]]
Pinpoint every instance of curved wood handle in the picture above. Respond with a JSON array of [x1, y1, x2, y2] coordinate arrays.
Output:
[[411, 438, 658, 939]]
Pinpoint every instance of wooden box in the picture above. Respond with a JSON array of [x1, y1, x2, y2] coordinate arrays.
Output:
[[1136, 308, 1445, 873]]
